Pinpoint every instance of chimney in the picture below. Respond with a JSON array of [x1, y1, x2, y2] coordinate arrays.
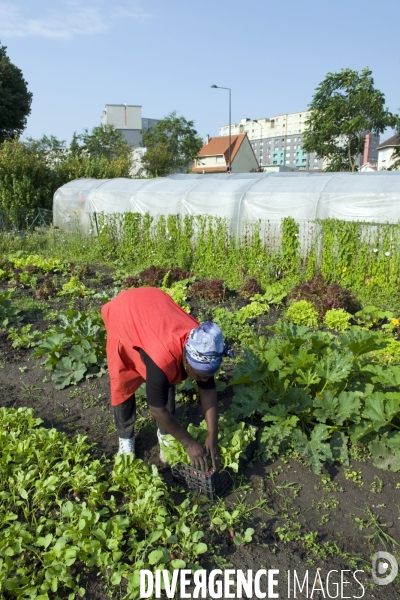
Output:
[[206, 134, 210, 144]]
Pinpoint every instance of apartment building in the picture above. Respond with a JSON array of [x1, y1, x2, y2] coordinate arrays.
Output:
[[101, 104, 159, 147], [219, 111, 379, 170]]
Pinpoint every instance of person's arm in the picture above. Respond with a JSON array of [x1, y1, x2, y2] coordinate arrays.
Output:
[[140, 349, 208, 471], [198, 386, 221, 471], [149, 407, 207, 470]]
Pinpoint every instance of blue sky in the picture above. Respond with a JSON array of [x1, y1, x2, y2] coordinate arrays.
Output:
[[1, 0, 399, 144]]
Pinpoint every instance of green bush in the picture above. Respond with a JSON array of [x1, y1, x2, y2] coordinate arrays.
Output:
[[286, 300, 319, 328], [323, 308, 352, 331]]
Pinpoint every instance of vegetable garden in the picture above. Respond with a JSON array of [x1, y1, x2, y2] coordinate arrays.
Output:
[[1, 215, 400, 599]]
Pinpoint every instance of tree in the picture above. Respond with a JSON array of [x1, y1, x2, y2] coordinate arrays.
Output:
[[387, 117, 400, 171], [302, 67, 397, 172], [142, 111, 203, 176], [78, 124, 132, 160], [0, 130, 132, 224], [0, 43, 33, 143], [141, 143, 175, 177]]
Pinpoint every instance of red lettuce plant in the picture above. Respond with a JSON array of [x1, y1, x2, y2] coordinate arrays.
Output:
[[189, 279, 231, 302], [287, 274, 358, 318], [238, 278, 263, 299], [121, 265, 194, 289]]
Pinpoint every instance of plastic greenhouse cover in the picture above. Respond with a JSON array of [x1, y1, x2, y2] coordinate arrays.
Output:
[[53, 172, 400, 234]]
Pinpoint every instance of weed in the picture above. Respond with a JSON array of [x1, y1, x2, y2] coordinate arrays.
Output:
[[370, 475, 383, 493], [20, 383, 43, 400], [354, 507, 399, 550], [344, 468, 364, 487]]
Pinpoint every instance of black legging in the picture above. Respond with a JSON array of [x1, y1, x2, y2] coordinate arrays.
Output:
[[113, 385, 176, 439]]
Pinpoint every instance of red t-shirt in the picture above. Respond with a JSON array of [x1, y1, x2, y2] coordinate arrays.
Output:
[[101, 287, 199, 406]]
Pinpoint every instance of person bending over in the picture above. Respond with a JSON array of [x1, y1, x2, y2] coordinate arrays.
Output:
[[101, 287, 233, 471]]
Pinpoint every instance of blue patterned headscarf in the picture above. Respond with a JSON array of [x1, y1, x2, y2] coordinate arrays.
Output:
[[185, 322, 234, 377]]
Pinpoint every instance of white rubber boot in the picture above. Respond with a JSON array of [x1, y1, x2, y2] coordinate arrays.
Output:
[[157, 429, 169, 463], [118, 437, 135, 456]]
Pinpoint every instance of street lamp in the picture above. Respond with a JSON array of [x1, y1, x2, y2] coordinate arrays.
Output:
[[211, 85, 231, 173], [253, 120, 263, 168]]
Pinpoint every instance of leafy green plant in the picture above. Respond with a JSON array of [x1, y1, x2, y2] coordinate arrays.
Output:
[[228, 322, 400, 474], [7, 323, 41, 348], [58, 275, 93, 297], [161, 274, 195, 313], [372, 338, 400, 365], [30, 310, 107, 389], [281, 216, 300, 273], [0, 407, 208, 600], [161, 418, 256, 472], [6, 252, 67, 273], [0, 290, 22, 328], [211, 307, 255, 346], [323, 308, 352, 331], [287, 274, 358, 318], [353, 305, 394, 329], [286, 300, 319, 328]]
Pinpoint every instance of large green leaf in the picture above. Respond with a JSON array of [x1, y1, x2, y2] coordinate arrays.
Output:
[[316, 351, 353, 385], [330, 431, 349, 465], [338, 329, 384, 356], [369, 434, 400, 471], [290, 424, 333, 474], [313, 391, 360, 426], [52, 358, 87, 389]]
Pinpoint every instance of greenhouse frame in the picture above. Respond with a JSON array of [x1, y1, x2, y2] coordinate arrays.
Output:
[[53, 172, 400, 237]]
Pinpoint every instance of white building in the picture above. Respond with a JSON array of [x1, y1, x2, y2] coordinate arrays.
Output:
[[101, 104, 159, 147], [377, 134, 399, 170]]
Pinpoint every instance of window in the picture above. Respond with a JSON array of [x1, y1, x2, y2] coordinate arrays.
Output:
[[286, 153, 291, 157], [216, 156, 224, 164], [286, 160, 290, 164]]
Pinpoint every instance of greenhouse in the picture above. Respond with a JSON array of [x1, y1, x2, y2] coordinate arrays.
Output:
[[53, 171, 400, 235]]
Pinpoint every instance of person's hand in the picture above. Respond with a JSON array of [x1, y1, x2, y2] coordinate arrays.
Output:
[[185, 439, 208, 472], [205, 434, 221, 471]]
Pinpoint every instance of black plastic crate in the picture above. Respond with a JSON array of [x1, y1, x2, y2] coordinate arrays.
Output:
[[171, 436, 257, 501]]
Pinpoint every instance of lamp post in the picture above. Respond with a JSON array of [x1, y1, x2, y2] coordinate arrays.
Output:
[[253, 119, 263, 168], [211, 85, 231, 173]]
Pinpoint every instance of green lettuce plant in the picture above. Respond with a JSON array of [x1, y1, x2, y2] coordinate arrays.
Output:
[[286, 300, 319, 328], [323, 308, 352, 331]]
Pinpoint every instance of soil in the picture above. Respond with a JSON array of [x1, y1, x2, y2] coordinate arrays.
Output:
[[1, 267, 400, 599]]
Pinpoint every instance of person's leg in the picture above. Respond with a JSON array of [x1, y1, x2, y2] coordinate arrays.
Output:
[[113, 394, 136, 454]]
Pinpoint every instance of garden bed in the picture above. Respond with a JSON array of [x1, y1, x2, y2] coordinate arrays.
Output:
[[0, 258, 400, 599]]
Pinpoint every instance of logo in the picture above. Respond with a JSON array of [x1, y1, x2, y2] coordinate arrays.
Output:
[[372, 552, 398, 585]]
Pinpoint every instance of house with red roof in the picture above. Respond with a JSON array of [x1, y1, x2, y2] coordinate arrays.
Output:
[[192, 134, 259, 174]]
